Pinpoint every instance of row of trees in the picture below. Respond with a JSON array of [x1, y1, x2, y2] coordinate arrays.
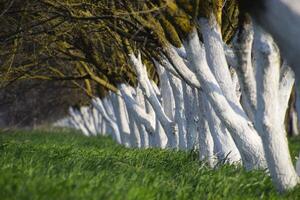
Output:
[[59, 13, 300, 192], [1, 0, 300, 192]]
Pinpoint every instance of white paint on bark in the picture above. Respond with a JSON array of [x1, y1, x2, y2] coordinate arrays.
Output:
[[185, 26, 266, 169], [254, 26, 299, 192]]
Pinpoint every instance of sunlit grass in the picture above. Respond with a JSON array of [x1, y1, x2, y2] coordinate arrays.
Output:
[[0, 129, 299, 200]]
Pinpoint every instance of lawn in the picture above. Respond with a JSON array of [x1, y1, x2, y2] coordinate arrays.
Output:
[[0, 129, 299, 200]]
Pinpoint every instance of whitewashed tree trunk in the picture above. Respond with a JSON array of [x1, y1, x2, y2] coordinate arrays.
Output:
[[200, 15, 238, 104], [155, 61, 175, 149], [185, 26, 266, 169], [254, 25, 299, 192], [127, 112, 141, 148], [129, 53, 177, 148], [168, 72, 187, 149], [279, 63, 295, 124], [289, 107, 299, 136], [88, 106, 99, 135], [91, 106, 101, 135], [81, 107, 97, 136], [234, 19, 299, 191], [135, 85, 151, 148], [205, 101, 241, 164], [154, 62, 173, 149], [98, 114, 104, 135], [119, 84, 155, 133], [183, 84, 199, 150], [111, 92, 131, 147], [67, 110, 81, 130], [156, 61, 175, 120], [100, 116, 109, 136], [163, 46, 201, 89], [103, 97, 123, 144], [155, 120, 168, 149], [198, 91, 216, 167], [69, 107, 91, 136], [92, 98, 121, 144], [234, 18, 257, 121], [144, 99, 157, 148], [297, 153, 300, 176]]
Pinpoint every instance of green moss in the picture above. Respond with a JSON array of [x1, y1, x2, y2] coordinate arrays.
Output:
[[159, 16, 182, 47], [175, 0, 194, 16], [154, 0, 193, 38]]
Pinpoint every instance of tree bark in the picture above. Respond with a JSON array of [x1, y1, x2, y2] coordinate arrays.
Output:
[[185, 26, 266, 169], [198, 91, 216, 167], [254, 26, 299, 192]]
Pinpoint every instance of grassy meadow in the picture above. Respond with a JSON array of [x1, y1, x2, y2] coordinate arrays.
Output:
[[0, 129, 300, 200]]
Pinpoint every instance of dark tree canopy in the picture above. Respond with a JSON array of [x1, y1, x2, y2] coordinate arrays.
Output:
[[0, 0, 241, 126]]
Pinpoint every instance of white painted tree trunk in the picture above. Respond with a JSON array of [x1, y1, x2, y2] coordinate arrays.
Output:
[[91, 106, 101, 135], [156, 61, 175, 120], [198, 91, 216, 167], [205, 101, 241, 164], [183, 84, 199, 150], [100, 116, 109, 136], [233, 19, 300, 191], [155, 120, 168, 149], [168, 72, 187, 149], [163, 46, 201, 89], [234, 18, 257, 121], [297, 153, 300, 176], [129, 53, 177, 148], [200, 15, 238, 104], [111, 92, 131, 147], [98, 114, 105, 135], [254, 26, 299, 192], [154, 62, 174, 149], [127, 112, 141, 148], [69, 107, 91, 136], [279, 63, 295, 124], [80, 107, 97, 136], [103, 97, 123, 143], [185, 26, 266, 169], [120, 84, 155, 136], [289, 107, 299, 136], [92, 98, 121, 144], [135, 85, 151, 148], [144, 99, 158, 148]]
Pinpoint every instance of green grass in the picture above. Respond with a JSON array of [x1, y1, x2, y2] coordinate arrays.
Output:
[[0, 129, 299, 200]]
